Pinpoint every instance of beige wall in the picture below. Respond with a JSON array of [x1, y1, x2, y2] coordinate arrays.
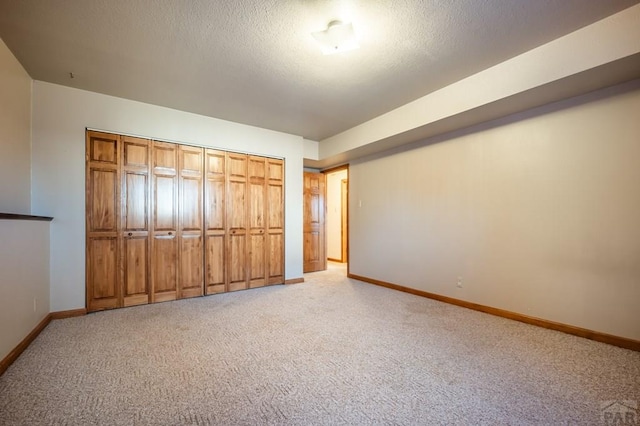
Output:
[[0, 40, 50, 362], [0, 220, 50, 361], [349, 80, 640, 341], [0, 39, 31, 213], [326, 169, 348, 261]]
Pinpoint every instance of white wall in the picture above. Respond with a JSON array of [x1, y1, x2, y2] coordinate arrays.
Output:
[[0, 220, 50, 360], [31, 81, 304, 312], [350, 80, 640, 341], [0, 40, 49, 362], [326, 169, 348, 261], [303, 138, 319, 161], [0, 39, 31, 214]]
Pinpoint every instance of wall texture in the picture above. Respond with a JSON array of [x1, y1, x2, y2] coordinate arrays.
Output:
[[0, 39, 31, 213], [31, 81, 304, 312], [350, 80, 640, 341], [0, 220, 50, 361], [0, 40, 50, 362]]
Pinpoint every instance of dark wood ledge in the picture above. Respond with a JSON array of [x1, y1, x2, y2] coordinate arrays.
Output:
[[0, 213, 53, 222]]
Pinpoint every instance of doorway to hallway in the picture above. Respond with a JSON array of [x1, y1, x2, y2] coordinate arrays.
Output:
[[325, 166, 348, 265]]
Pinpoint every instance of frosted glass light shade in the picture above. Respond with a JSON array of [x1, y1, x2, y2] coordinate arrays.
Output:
[[311, 21, 359, 55]]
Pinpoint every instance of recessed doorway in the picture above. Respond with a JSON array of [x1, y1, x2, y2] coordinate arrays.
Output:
[[325, 166, 348, 265]]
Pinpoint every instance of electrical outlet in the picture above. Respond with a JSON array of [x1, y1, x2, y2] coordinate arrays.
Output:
[[457, 277, 463, 288]]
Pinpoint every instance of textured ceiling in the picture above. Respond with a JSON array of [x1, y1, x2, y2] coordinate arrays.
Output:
[[0, 0, 638, 141]]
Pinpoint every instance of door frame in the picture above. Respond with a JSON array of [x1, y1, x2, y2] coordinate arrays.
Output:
[[321, 164, 349, 268], [341, 178, 348, 263]]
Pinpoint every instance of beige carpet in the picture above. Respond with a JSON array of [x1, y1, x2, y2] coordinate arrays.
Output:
[[1, 262, 639, 425]]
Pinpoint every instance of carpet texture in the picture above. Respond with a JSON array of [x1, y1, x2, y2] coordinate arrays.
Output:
[[1, 263, 639, 425]]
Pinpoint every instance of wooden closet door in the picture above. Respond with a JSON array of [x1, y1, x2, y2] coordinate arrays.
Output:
[[227, 153, 248, 292], [121, 136, 151, 307], [151, 141, 178, 302], [205, 149, 226, 294], [178, 145, 204, 299], [86, 131, 121, 311], [267, 159, 285, 284], [248, 156, 267, 288]]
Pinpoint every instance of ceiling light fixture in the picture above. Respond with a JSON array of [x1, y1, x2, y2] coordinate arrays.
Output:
[[311, 20, 359, 55]]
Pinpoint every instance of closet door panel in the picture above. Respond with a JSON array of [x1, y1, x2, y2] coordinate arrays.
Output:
[[123, 141, 147, 166], [205, 234, 225, 294], [123, 236, 149, 306], [249, 234, 266, 288], [182, 178, 201, 230], [249, 157, 266, 179], [86, 131, 121, 311], [207, 150, 225, 175], [88, 238, 118, 301], [228, 154, 247, 180], [153, 234, 178, 301], [155, 176, 176, 230], [124, 173, 147, 229], [249, 183, 265, 228], [206, 180, 225, 230], [154, 144, 176, 170], [121, 136, 151, 307], [267, 184, 284, 230], [267, 159, 285, 284], [89, 170, 118, 232], [180, 234, 203, 298], [88, 134, 118, 164], [228, 181, 247, 229], [268, 160, 283, 184], [227, 153, 248, 291], [124, 237, 147, 294], [228, 233, 247, 291], [151, 141, 178, 302], [248, 156, 267, 288], [268, 233, 284, 280], [178, 145, 204, 298], [205, 149, 226, 294]]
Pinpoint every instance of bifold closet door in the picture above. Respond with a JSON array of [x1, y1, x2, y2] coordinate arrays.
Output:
[[248, 156, 267, 288], [227, 153, 248, 292], [88, 130, 285, 311], [121, 136, 151, 307], [178, 145, 204, 298], [205, 149, 226, 294], [267, 159, 285, 284], [86, 131, 121, 311], [151, 141, 179, 302]]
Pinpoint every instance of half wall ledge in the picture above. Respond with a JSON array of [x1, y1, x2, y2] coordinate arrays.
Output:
[[0, 213, 53, 221]]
